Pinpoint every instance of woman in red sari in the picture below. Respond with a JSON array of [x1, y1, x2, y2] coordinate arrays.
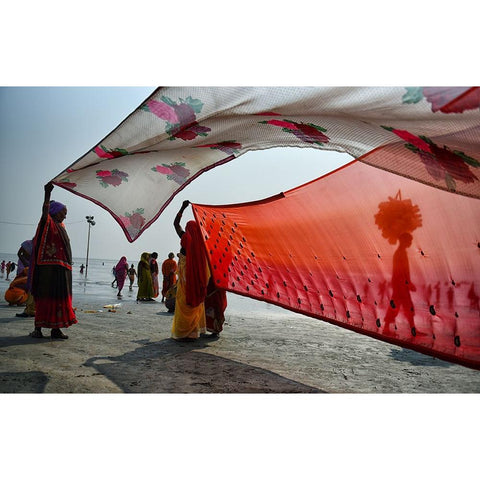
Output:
[[29, 183, 77, 339], [150, 252, 160, 298], [115, 256, 128, 298]]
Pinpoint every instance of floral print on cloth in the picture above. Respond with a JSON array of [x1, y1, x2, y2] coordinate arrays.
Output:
[[259, 119, 329, 145], [402, 87, 480, 113], [96, 169, 129, 188], [142, 95, 211, 141], [119, 208, 146, 239], [195, 141, 242, 155], [152, 162, 190, 185], [382, 126, 479, 192], [52, 87, 480, 244], [94, 145, 131, 159]]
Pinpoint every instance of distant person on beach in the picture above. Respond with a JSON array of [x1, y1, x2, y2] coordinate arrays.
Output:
[[80, 264, 85, 274], [150, 251, 159, 298], [1, 260, 5, 277], [128, 264, 137, 291], [15, 239, 36, 318], [29, 182, 77, 339], [115, 256, 128, 298], [164, 251, 180, 313], [161, 252, 177, 303], [111, 266, 117, 288], [6, 261, 15, 280], [171, 200, 210, 341], [137, 252, 154, 301]]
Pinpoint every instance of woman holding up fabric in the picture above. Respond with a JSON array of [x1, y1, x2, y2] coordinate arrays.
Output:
[[137, 252, 155, 301], [29, 182, 77, 339], [115, 256, 128, 298], [171, 200, 210, 341]]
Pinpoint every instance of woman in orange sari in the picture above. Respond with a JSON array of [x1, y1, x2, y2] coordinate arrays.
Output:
[[171, 200, 210, 341], [29, 183, 77, 339], [161, 252, 177, 302], [4, 267, 29, 306]]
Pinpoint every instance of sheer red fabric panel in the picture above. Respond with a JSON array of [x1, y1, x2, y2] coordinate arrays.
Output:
[[193, 160, 480, 369]]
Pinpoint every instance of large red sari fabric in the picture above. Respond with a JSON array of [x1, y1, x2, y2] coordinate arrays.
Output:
[[192, 160, 480, 369]]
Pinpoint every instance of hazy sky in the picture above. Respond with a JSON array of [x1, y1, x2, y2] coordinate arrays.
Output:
[[0, 86, 351, 262]]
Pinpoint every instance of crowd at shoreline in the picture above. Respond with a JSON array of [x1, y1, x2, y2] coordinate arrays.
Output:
[[3, 189, 227, 346]]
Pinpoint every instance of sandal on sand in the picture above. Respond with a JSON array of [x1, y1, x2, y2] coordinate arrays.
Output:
[[201, 332, 219, 339], [29, 329, 43, 338], [51, 329, 68, 339]]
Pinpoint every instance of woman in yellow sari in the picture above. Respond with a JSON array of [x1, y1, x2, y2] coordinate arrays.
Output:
[[171, 200, 210, 341], [137, 252, 155, 301]]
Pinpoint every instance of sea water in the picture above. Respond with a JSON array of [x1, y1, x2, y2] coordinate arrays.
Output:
[[0, 253, 124, 305], [0, 253, 294, 319]]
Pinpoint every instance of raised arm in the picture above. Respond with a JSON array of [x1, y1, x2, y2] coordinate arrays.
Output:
[[42, 182, 54, 220], [174, 200, 190, 239]]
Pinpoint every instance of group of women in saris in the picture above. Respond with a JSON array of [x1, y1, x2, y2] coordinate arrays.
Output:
[[171, 200, 227, 341], [112, 251, 163, 302], [26, 184, 225, 342]]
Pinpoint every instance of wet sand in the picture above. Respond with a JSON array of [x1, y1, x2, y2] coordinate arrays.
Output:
[[1, 288, 479, 393]]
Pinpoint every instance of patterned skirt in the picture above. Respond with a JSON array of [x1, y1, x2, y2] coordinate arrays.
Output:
[[32, 265, 77, 329]]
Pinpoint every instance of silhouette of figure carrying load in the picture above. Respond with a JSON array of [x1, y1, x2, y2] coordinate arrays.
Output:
[[374, 190, 422, 337]]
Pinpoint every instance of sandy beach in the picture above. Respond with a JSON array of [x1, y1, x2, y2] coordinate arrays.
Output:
[[1, 277, 479, 393]]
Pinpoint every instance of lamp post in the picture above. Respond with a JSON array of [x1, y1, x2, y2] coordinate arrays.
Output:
[[85, 216, 96, 277]]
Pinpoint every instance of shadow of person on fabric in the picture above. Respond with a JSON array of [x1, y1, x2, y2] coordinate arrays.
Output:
[[383, 232, 417, 336], [374, 190, 422, 338], [83, 337, 324, 393]]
